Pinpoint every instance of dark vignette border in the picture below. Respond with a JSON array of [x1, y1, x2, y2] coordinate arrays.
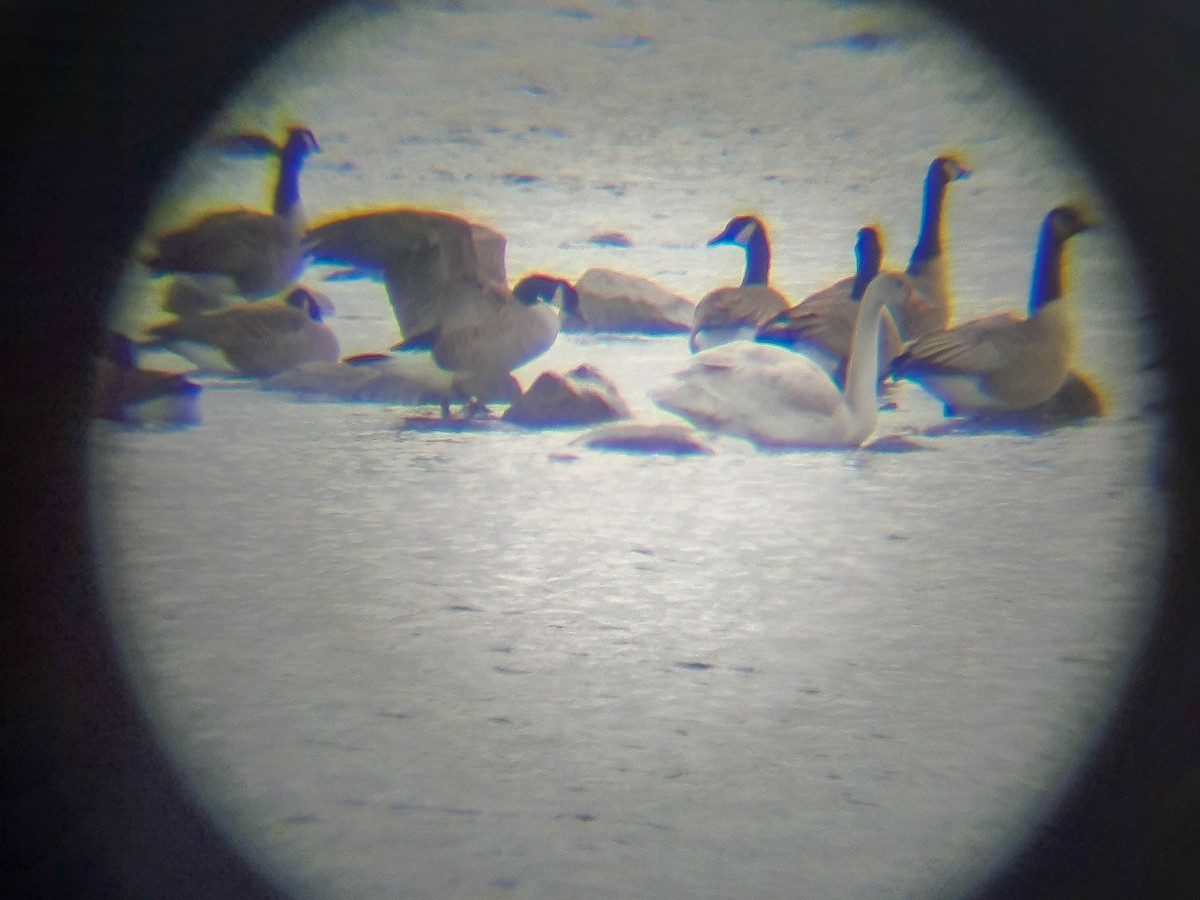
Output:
[[1, 1, 1196, 897]]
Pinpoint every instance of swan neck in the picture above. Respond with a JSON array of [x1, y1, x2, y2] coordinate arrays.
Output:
[[742, 227, 771, 286], [908, 165, 948, 271], [842, 295, 885, 428], [1029, 219, 1066, 313]]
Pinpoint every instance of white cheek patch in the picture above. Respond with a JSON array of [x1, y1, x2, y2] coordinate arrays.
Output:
[[735, 220, 757, 245]]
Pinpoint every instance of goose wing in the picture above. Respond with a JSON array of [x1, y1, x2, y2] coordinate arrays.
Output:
[[895, 313, 1024, 375], [307, 209, 484, 338], [694, 284, 789, 329], [146, 210, 296, 275]]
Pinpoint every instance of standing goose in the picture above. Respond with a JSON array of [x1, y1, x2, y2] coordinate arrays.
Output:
[[143, 286, 339, 377], [892, 205, 1091, 415], [689, 215, 792, 352], [307, 208, 574, 415], [653, 274, 918, 448], [755, 226, 911, 384], [895, 154, 972, 339], [92, 331, 202, 426], [142, 126, 320, 299]]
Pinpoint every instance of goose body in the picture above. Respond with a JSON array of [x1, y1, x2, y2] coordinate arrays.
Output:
[[893, 155, 971, 339], [92, 332, 202, 426], [308, 208, 574, 413], [142, 127, 320, 299], [690, 216, 791, 351], [144, 287, 339, 377], [893, 205, 1090, 414], [654, 274, 914, 448], [756, 226, 906, 382]]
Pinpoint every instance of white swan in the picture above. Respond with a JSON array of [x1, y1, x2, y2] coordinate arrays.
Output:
[[654, 273, 915, 448], [690, 215, 791, 351], [141, 127, 320, 299], [143, 286, 339, 377], [892, 205, 1091, 414]]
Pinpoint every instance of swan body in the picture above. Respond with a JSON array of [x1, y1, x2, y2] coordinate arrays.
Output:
[[690, 215, 791, 351], [142, 127, 320, 299], [756, 226, 905, 383], [893, 205, 1090, 414], [893, 155, 971, 339], [655, 273, 914, 448], [144, 286, 339, 376]]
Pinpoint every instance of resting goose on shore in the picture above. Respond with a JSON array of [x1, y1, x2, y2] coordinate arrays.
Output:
[[307, 208, 574, 415], [143, 286, 339, 377], [689, 215, 792, 351], [654, 274, 917, 449], [892, 205, 1091, 415], [92, 332, 202, 426], [894, 154, 971, 339], [755, 226, 910, 384], [141, 126, 320, 299]]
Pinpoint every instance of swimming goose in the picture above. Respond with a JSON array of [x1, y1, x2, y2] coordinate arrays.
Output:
[[143, 286, 339, 377], [308, 208, 575, 414], [141, 126, 320, 299], [689, 215, 792, 351], [92, 332, 202, 426], [892, 205, 1091, 415], [755, 226, 908, 384], [895, 154, 971, 339], [653, 273, 916, 448]]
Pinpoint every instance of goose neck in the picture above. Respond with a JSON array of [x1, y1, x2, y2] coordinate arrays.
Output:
[[1029, 218, 1067, 313], [908, 165, 949, 271], [741, 227, 771, 286], [272, 144, 309, 218]]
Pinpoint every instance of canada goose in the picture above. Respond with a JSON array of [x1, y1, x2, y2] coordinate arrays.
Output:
[[690, 215, 791, 351], [895, 154, 971, 339], [755, 226, 911, 384], [653, 274, 916, 448], [308, 208, 574, 415], [92, 331, 201, 426], [141, 126, 320, 299], [892, 205, 1091, 415], [143, 286, 339, 377]]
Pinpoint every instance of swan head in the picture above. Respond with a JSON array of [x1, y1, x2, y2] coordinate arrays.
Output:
[[285, 286, 326, 322], [512, 273, 581, 318], [707, 215, 763, 248], [1046, 205, 1093, 243], [863, 272, 918, 315], [931, 154, 971, 184]]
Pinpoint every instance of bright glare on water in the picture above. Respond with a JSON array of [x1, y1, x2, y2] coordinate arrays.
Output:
[[92, 1, 1166, 898]]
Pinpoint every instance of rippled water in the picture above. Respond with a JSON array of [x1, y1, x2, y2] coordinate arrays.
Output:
[[92, 1, 1167, 898]]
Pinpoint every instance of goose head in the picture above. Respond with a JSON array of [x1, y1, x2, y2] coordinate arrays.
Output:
[[707, 215, 763, 249], [1046, 204, 1092, 242], [851, 226, 884, 300], [931, 154, 971, 186], [281, 126, 321, 161], [511, 273, 580, 318], [285, 286, 326, 322], [708, 215, 771, 286]]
